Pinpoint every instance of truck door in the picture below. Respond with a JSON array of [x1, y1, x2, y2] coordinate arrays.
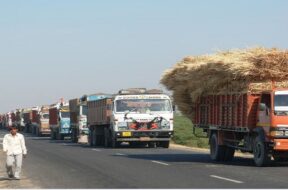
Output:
[[257, 93, 271, 133]]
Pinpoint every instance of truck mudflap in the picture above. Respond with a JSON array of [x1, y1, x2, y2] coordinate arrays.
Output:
[[115, 131, 173, 142], [273, 139, 288, 150]]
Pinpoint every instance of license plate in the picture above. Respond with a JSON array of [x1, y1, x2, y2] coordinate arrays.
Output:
[[139, 137, 150, 141], [122, 132, 132, 137]]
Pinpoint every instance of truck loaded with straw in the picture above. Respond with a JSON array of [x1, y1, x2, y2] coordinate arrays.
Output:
[[161, 47, 288, 166]]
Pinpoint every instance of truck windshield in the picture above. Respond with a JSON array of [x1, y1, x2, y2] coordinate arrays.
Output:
[[116, 99, 172, 113], [274, 94, 288, 115], [81, 106, 88, 116], [61, 112, 70, 118], [274, 95, 288, 107], [42, 113, 49, 119]]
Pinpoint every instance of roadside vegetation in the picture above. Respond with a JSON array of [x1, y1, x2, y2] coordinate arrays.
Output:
[[172, 114, 209, 148]]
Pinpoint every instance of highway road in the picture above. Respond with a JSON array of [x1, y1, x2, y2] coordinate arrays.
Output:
[[1, 129, 288, 189]]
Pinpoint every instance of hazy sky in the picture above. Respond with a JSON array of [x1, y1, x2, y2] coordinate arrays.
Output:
[[1, 0, 287, 112]]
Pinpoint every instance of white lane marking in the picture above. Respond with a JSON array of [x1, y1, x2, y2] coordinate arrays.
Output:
[[151, 160, 170, 166], [115, 153, 126, 156], [92, 149, 102, 152], [210, 175, 243, 184]]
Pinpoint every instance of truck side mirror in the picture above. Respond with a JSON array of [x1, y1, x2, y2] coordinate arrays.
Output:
[[259, 103, 266, 111], [266, 108, 270, 116]]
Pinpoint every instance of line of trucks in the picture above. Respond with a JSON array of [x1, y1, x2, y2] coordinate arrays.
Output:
[[0, 88, 174, 148]]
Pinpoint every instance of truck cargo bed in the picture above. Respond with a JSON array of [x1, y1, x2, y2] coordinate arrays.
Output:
[[194, 93, 260, 131], [87, 98, 112, 126]]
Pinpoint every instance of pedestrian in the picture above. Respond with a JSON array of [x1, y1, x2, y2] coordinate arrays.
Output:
[[2, 125, 27, 180]]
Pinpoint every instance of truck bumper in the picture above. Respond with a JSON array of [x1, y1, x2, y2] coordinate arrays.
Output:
[[273, 139, 288, 150], [115, 131, 173, 142], [40, 129, 51, 135]]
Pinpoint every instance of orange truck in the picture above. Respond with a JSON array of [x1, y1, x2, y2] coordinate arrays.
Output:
[[193, 82, 288, 166], [32, 106, 50, 136]]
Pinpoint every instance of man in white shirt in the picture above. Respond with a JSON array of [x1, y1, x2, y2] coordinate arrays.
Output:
[[3, 125, 27, 180]]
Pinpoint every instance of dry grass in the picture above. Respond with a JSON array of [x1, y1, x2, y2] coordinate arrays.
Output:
[[161, 47, 288, 117]]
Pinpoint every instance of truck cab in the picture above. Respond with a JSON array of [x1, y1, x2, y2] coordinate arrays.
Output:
[[59, 106, 71, 135], [35, 107, 50, 136], [258, 90, 288, 151], [109, 89, 174, 148], [50, 103, 71, 140]]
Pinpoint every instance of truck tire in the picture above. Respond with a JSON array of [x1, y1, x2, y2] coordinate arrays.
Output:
[[159, 141, 170, 148], [71, 129, 77, 143], [253, 136, 271, 167], [35, 128, 38, 136], [92, 129, 97, 146], [111, 138, 120, 148], [104, 135, 109, 147], [51, 131, 56, 140], [88, 128, 93, 146], [148, 142, 156, 148], [104, 129, 110, 147], [210, 133, 226, 161], [223, 146, 235, 161]]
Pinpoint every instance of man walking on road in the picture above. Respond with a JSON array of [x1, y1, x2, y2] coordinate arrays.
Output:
[[3, 125, 27, 180]]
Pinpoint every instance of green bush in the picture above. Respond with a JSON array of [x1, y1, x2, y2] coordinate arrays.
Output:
[[172, 114, 209, 148]]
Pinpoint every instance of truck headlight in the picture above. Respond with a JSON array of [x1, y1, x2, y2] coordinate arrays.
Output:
[[270, 130, 285, 137], [117, 122, 128, 130], [161, 119, 170, 129]]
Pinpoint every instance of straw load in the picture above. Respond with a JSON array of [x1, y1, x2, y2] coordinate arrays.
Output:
[[161, 47, 288, 117]]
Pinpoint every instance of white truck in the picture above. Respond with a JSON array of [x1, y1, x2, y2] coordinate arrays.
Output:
[[88, 88, 174, 148]]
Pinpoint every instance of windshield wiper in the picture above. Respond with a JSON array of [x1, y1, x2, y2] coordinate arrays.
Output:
[[124, 108, 138, 120]]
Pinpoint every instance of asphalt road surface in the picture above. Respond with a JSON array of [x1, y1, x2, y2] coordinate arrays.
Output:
[[1, 129, 288, 189]]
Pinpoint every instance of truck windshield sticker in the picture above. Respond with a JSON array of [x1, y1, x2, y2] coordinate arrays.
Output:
[[115, 99, 172, 113], [117, 95, 168, 100]]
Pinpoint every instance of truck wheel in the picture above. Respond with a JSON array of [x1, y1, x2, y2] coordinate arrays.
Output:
[[75, 129, 79, 143], [71, 129, 77, 143], [88, 128, 94, 146], [111, 139, 120, 148], [210, 133, 225, 161], [148, 142, 156, 148], [223, 146, 235, 161], [36, 128, 41, 137], [50, 131, 54, 140], [92, 129, 97, 146], [104, 135, 109, 147], [159, 141, 170, 148], [253, 136, 270, 167], [104, 129, 110, 147]]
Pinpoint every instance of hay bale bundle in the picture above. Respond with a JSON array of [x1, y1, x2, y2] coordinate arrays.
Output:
[[160, 47, 288, 117]]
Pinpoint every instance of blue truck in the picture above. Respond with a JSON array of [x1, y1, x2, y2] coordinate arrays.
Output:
[[49, 102, 71, 140]]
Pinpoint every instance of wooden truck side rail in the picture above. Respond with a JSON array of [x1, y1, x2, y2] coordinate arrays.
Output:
[[87, 98, 113, 126], [193, 93, 260, 132]]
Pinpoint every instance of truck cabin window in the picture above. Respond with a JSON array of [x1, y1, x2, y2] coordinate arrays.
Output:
[[81, 106, 88, 116], [116, 99, 172, 113], [259, 93, 271, 115], [61, 112, 70, 118], [274, 94, 288, 116], [42, 114, 49, 119]]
